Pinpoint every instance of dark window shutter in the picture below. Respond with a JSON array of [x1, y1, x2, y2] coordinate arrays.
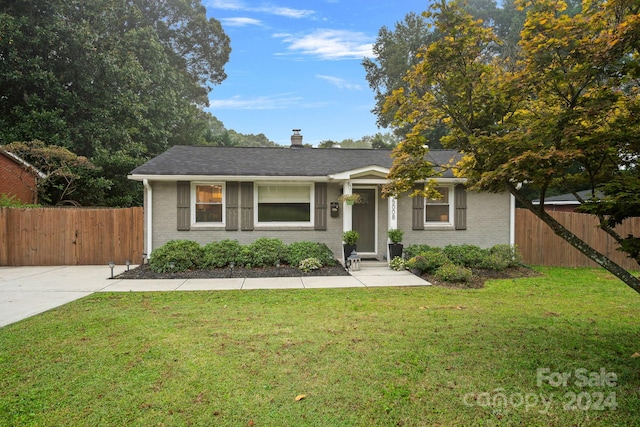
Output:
[[412, 185, 425, 230], [314, 183, 327, 230], [240, 182, 254, 230], [177, 181, 190, 231], [226, 182, 239, 231], [454, 184, 467, 230]]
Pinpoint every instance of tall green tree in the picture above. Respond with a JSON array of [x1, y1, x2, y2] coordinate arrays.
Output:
[[363, 1, 525, 146], [384, 0, 640, 293], [0, 0, 230, 206]]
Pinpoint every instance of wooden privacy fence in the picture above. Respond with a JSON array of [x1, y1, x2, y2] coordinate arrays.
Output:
[[515, 208, 640, 270], [0, 207, 143, 266]]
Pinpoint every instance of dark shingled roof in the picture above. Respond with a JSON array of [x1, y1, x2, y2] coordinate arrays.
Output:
[[129, 146, 461, 178]]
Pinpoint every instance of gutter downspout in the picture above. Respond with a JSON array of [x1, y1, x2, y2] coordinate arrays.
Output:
[[509, 193, 515, 246], [143, 179, 153, 259]]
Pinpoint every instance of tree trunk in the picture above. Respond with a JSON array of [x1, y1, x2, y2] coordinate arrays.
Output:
[[509, 184, 640, 295]]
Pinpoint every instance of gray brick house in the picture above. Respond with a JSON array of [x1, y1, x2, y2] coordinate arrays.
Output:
[[128, 131, 514, 262]]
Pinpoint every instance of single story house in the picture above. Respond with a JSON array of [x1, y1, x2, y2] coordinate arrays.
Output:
[[0, 147, 45, 204], [128, 131, 515, 262]]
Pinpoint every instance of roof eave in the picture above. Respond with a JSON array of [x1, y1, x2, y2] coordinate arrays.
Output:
[[128, 174, 330, 182]]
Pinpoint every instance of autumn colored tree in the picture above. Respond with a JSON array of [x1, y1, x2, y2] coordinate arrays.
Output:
[[384, 0, 640, 293]]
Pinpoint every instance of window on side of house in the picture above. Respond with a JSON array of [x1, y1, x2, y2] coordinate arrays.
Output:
[[194, 183, 224, 224], [425, 185, 453, 225], [257, 184, 312, 224]]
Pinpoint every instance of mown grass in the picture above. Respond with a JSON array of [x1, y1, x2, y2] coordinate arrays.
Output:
[[1, 267, 639, 426]]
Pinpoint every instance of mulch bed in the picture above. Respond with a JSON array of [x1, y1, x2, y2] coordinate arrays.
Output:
[[116, 263, 538, 288], [115, 263, 350, 279], [419, 265, 541, 288]]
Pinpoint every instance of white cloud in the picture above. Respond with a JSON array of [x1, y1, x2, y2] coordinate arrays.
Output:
[[275, 30, 373, 60], [208, 0, 244, 10], [220, 17, 262, 27], [316, 75, 362, 90], [260, 6, 313, 18], [208, 94, 303, 110], [207, 1, 314, 18]]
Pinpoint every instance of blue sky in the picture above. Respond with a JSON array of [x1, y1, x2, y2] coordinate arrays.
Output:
[[203, 0, 430, 146]]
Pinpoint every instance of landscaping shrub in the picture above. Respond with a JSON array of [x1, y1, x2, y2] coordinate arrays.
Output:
[[407, 250, 449, 273], [404, 244, 438, 259], [202, 239, 242, 268], [489, 244, 521, 268], [443, 244, 488, 268], [479, 252, 511, 271], [246, 238, 287, 267], [149, 240, 204, 273], [236, 245, 255, 268], [435, 263, 473, 283], [298, 257, 323, 272], [286, 241, 336, 267]]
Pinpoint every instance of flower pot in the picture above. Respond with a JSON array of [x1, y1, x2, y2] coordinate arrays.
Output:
[[388, 243, 403, 260], [343, 244, 357, 262], [346, 200, 355, 205]]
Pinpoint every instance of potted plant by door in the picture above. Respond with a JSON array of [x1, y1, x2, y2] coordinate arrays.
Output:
[[342, 230, 360, 261], [388, 228, 404, 260]]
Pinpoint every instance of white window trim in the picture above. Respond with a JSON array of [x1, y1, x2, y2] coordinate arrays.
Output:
[[254, 182, 314, 227], [191, 182, 225, 227], [424, 184, 454, 227]]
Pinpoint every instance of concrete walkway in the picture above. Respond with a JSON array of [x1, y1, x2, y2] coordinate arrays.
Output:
[[0, 263, 429, 328]]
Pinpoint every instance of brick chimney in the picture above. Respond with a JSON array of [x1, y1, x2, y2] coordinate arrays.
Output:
[[290, 129, 303, 148]]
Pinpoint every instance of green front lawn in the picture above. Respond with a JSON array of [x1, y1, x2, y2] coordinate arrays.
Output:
[[1, 267, 639, 426]]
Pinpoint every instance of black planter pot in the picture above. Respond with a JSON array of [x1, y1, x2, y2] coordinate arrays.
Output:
[[343, 244, 357, 261], [388, 243, 404, 260]]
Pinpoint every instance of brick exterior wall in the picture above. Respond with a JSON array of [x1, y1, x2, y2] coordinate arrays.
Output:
[[398, 190, 511, 248], [0, 152, 39, 204], [149, 181, 346, 258], [146, 180, 512, 260]]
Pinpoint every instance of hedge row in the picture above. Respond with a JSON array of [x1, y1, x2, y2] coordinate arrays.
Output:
[[149, 238, 336, 273], [402, 243, 522, 283]]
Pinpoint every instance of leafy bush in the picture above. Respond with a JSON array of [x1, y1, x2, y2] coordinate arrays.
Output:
[[246, 238, 287, 267], [406, 250, 449, 273], [404, 244, 439, 259], [298, 257, 323, 273], [0, 194, 39, 208], [389, 257, 406, 271], [149, 240, 204, 273], [489, 244, 521, 268], [435, 263, 473, 283], [443, 244, 488, 268], [479, 253, 511, 271], [286, 241, 336, 267], [202, 239, 242, 268], [236, 246, 255, 268]]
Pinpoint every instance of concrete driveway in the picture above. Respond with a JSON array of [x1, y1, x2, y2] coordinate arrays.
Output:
[[0, 263, 430, 328]]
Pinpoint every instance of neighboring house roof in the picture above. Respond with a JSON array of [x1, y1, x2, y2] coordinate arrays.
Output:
[[532, 189, 603, 206], [129, 145, 462, 179], [0, 148, 46, 179]]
